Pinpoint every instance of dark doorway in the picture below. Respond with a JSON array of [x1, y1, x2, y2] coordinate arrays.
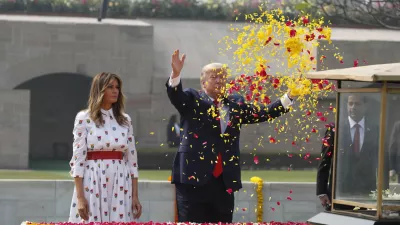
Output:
[[14, 73, 92, 162]]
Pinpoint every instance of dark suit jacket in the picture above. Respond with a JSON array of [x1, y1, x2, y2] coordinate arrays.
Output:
[[316, 123, 335, 199], [389, 121, 400, 172], [167, 121, 180, 148], [166, 79, 290, 191], [317, 120, 389, 200]]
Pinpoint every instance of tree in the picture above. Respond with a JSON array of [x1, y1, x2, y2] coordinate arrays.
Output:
[[302, 0, 400, 29]]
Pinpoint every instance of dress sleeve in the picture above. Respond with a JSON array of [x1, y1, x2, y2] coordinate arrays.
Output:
[[125, 114, 139, 178], [69, 111, 88, 178]]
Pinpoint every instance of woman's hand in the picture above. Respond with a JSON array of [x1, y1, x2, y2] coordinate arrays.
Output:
[[132, 196, 142, 219], [77, 197, 89, 221]]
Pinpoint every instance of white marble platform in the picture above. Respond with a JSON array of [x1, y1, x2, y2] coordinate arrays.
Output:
[[0, 180, 326, 224], [3, 180, 400, 224]]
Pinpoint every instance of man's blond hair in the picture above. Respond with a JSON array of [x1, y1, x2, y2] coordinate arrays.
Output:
[[200, 63, 228, 84]]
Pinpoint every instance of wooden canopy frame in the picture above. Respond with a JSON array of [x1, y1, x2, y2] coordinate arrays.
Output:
[[306, 63, 400, 221]]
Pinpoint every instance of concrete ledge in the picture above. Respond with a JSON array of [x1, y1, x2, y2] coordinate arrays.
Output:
[[3, 180, 400, 224], [0, 180, 326, 224]]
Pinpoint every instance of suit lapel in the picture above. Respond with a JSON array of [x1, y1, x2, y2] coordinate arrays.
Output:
[[336, 119, 352, 178], [360, 121, 373, 157], [342, 120, 352, 153], [199, 91, 213, 105], [199, 92, 239, 137], [200, 92, 222, 134], [221, 98, 237, 135]]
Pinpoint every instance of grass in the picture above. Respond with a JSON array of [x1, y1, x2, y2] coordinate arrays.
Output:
[[0, 169, 317, 182], [0, 159, 317, 182]]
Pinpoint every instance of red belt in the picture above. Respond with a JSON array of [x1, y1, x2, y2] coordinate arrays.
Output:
[[87, 151, 123, 160]]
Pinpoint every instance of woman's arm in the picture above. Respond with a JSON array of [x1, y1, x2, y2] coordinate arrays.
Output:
[[132, 177, 139, 198], [74, 177, 85, 199], [125, 114, 139, 179], [69, 111, 88, 178], [69, 111, 89, 220], [125, 114, 142, 219]]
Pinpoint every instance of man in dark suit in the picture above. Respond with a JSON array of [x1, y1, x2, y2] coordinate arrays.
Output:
[[389, 121, 400, 183], [317, 93, 389, 210], [316, 122, 336, 210], [166, 50, 296, 223]]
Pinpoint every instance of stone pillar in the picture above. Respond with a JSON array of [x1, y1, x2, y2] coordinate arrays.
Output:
[[0, 90, 30, 169]]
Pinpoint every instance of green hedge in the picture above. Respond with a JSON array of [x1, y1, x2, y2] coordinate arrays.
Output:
[[0, 0, 361, 25]]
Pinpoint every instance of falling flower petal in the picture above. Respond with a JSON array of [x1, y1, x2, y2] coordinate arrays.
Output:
[[253, 155, 259, 164], [209, 8, 343, 190], [354, 59, 359, 67]]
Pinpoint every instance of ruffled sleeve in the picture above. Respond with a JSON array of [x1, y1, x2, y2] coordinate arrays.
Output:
[[125, 114, 139, 178], [69, 111, 88, 178]]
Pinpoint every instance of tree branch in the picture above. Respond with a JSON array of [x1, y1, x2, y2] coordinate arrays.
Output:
[[302, 0, 400, 29]]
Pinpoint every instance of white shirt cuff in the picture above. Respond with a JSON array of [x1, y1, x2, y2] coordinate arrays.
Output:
[[169, 73, 181, 87], [130, 168, 139, 178], [280, 93, 293, 109]]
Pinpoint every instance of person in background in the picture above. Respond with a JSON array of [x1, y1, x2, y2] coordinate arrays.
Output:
[[167, 114, 180, 148], [317, 94, 389, 210], [68, 72, 142, 222], [389, 121, 400, 183], [316, 122, 351, 210]]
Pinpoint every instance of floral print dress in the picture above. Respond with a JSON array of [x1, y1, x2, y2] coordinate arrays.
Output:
[[68, 108, 139, 223]]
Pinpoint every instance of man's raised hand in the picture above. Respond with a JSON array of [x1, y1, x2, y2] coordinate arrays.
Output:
[[171, 49, 186, 79]]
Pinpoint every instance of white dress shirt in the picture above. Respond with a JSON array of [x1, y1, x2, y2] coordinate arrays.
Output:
[[168, 74, 293, 134], [348, 116, 365, 151], [174, 123, 180, 136]]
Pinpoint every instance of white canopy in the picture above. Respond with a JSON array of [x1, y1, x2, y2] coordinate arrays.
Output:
[[306, 63, 400, 82]]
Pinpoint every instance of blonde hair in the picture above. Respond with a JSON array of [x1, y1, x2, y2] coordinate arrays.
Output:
[[200, 62, 228, 85], [87, 72, 129, 127]]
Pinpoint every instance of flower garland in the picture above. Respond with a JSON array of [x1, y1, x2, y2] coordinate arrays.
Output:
[[22, 222, 307, 225], [250, 176, 264, 223]]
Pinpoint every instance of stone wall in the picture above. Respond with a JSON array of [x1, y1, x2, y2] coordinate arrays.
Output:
[[0, 90, 30, 169], [0, 15, 154, 163], [0, 180, 324, 224], [2, 16, 400, 168], [0, 15, 154, 92], [2, 180, 400, 225]]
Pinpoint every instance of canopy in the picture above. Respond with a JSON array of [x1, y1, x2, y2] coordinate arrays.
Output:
[[306, 63, 400, 82]]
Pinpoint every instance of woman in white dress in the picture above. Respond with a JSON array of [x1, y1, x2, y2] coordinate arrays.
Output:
[[68, 72, 142, 222]]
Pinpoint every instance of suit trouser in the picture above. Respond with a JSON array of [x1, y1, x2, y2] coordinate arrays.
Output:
[[175, 175, 234, 223]]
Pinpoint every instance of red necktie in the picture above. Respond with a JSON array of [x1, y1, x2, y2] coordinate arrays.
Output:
[[353, 124, 360, 153], [213, 100, 223, 178]]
